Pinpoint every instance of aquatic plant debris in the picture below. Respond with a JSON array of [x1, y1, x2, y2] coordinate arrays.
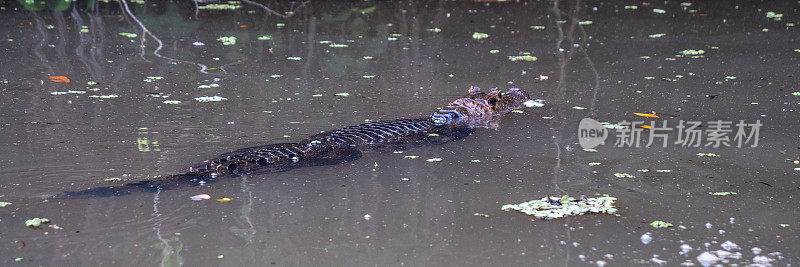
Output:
[[119, 32, 137, 38], [651, 220, 673, 228], [710, 192, 738, 196], [614, 173, 635, 178], [88, 94, 119, 99], [198, 3, 241, 10], [426, 158, 443, 162], [523, 99, 545, 107], [194, 96, 228, 102], [697, 153, 720, 157], [501, 195, 617, 220], [472, 32, 489, 39], [217, 36, 236, 45], [190, 194, 211, 201], [508, 55, 537, 62], [25, 218, 50, 228], [679, 49, 705, 56]]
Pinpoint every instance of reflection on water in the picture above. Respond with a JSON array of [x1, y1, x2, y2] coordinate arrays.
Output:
[[0, 0, 797, 265]]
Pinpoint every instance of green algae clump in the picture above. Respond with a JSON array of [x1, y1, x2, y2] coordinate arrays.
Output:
[[25, 218, 50, 228], [502, 195, 617, 220]]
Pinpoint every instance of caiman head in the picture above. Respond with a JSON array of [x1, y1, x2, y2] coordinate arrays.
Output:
[[431, 86, 537, 128]]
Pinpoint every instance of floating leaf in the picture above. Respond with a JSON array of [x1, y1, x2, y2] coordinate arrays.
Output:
[[334, 92, 350, 96], [709, 192, 737, 196], [472, 32, 489, 39], [216, 198, 232, 202], [49, 76, 71, 83], [633, 112, 660, 118], [194, 96, 228, 102], [614, 173, 635, 178], [508, 55, 537, 62], [650, 220, 673, 228], [426, 158, 443, 162], [88, 94, 119, 99], [119, 32, 138, 38], [190, 194, 211, 201], [0, 202, 11, 207]]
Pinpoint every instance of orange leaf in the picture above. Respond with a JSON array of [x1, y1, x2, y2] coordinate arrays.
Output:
[[49, 76, 71, 83], [640, 125, 652, 129], [633, 112, 659, 118], [215, 198, 232, 202], [239, 25, 248, 28]]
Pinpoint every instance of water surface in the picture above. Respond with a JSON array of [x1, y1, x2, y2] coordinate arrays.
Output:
[[0, 0, 798, 265]]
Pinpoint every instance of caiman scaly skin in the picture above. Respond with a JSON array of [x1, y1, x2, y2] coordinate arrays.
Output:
[[56, 87, 532, 198]]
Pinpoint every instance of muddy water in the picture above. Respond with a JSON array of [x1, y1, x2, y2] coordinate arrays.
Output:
[[0, 1, 797, 266]]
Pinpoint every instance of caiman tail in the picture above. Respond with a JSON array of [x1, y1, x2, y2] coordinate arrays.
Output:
[[52, 172, 216, 198], [52, 142, 363, 199]]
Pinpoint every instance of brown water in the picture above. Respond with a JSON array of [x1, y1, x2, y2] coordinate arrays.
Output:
[[0, 0, 798, 266]]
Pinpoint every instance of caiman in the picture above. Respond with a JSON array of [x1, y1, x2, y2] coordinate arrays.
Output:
[[56, 87, 536, 198]]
